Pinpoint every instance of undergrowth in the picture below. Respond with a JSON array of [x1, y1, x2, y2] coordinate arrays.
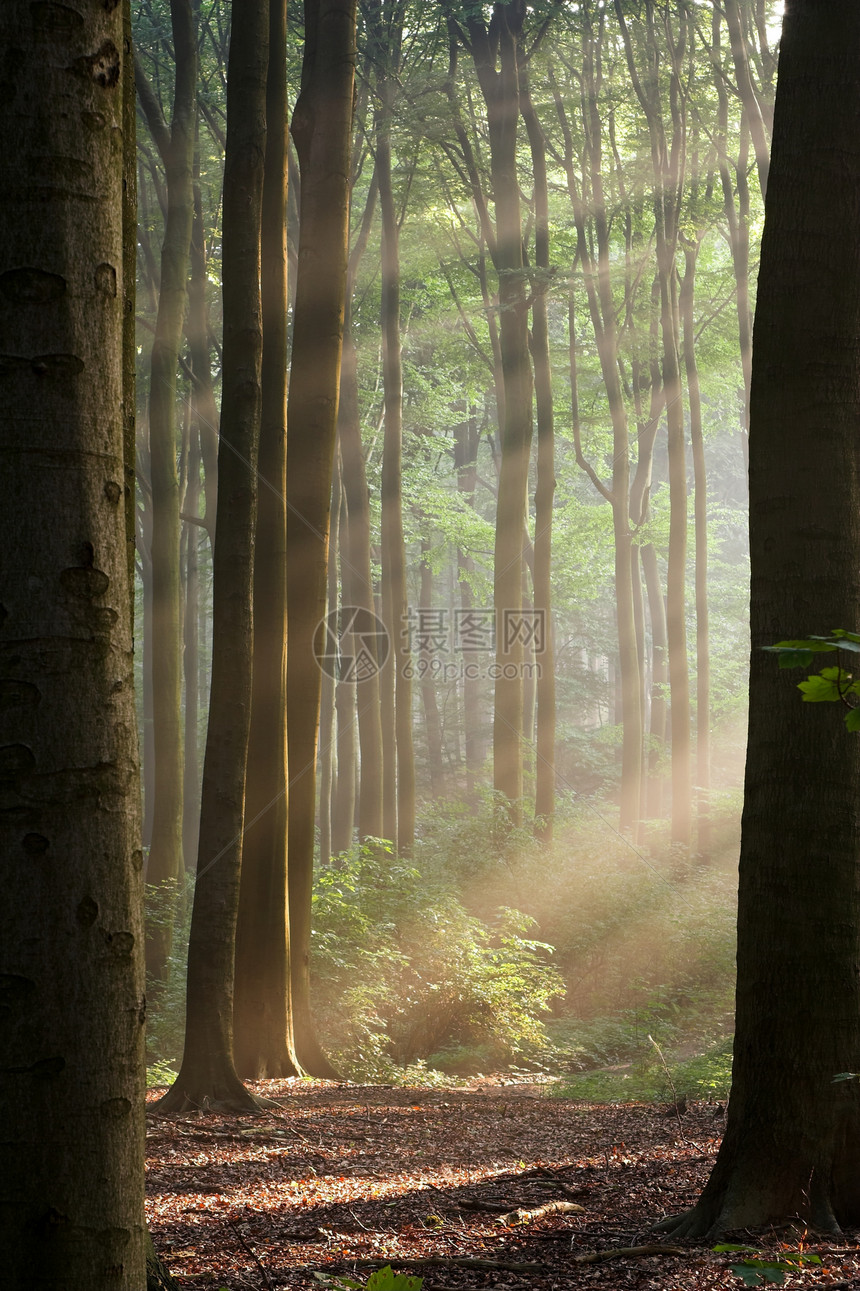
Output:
[[144, 785, 741, 1095]]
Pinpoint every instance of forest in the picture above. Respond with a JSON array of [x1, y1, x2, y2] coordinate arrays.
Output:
[[4, 0, 860, 1288]]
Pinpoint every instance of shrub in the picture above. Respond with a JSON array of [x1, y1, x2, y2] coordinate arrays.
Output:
[[310, 843, 565, 1080]]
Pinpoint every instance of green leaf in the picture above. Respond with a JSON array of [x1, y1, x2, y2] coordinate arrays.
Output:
[[365, 1268, 424, 1291], [767, 638, 838, 656], [845, 708, 860, 732], [728, 1265, 775, 1287], [833, 1071, 859, 1081], [790, 671, 852, 702], [798, 677, 839, 702], [774, 649, 814, 669], [713, 1245, 759, 1254]]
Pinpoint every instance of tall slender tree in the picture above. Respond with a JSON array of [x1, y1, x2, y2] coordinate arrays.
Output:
[[370, 0, 416, 852], [338, 172, 385, 841], [520, 49, 556, 840], [286, 0, 358, 1076], [455, 0, 533, 824], [233, 0, 301, 1081], [157, 0, 271, 1114], [615, 0, 692, 848], [135, 0, 198, 974]]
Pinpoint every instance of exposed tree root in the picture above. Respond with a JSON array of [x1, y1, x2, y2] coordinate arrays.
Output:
[[153, 1076, 277, 1117], [146, 1231, 182, 1290], [653, 1202, 843, 1242]]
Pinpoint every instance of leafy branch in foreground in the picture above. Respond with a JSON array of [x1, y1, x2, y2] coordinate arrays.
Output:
[[713, 1243, 821, 1287], [765, 630, 860, 730]]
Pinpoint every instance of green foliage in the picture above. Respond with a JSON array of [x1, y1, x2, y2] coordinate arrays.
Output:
[[550, 1035, 733, 1104], [313, 1266, 423, 1291], [766, 631, 860, 729], [312, 786, 739, 1085], [713, 1245, 821, 1287], [145, 875, 194, 1070], [146, 1060, 179, 1089], [311, 841, 564, 1081]]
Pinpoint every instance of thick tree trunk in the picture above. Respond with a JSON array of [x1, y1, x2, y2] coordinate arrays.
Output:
[[663, 0, 860, 1237], [0, 1, 147, 1281], [135, 7, 197, 969], [157, 0, 271, 1115], [286, 0, 357, 1078], [233, 0, 301, 1081]]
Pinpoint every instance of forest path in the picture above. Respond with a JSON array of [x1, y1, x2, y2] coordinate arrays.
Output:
[[146, 1078, 859, 1289]]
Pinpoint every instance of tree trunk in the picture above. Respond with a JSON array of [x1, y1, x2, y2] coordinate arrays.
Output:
[[712, 7, 753, 468], [182, 420, 202, 873], [663, 0, 860, 1236], [615, 0, 691, 848], [233, 0, 301, 1081], [464, 1, 532, 825], [520, 57, 556, 841], [724, 0, 770, 197], [286, 0, 357, 1078], [135, 5, 197, 971], [555, 22, 643, 834], [338, 305, 385, 840], [318, 466, 340, 866], [157, 0, 271, 1115], [188, 165, 220, 541], [419, 541, 446, 800], [138, 467, 156, 849], [332, 496, 358, 853], [680, 236, 711, 863], [641, 542, 668, 820], [0, 1, 147, 1280], [374, 21, 415, 854], [455, 416, 484, 798]]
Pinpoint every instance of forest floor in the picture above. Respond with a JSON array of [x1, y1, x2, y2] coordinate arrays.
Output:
[[146, 1076, 860, 1291]]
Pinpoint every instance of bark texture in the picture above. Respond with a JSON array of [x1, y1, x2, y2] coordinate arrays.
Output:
[[0, 3, 147, 1282], [663, 0, 860, 1236]]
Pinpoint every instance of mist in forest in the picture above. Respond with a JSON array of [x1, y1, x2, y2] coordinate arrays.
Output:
[[133, 0, 769, 1093]]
